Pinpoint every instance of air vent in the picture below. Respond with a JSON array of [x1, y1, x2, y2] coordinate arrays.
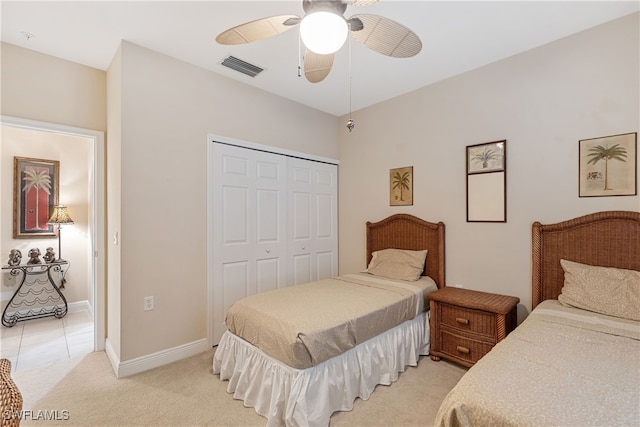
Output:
[[221, 56, 264, 77]]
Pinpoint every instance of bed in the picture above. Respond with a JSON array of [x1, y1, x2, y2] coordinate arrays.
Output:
[[213, 213, 445, 426], [435, 210, 640, 426]]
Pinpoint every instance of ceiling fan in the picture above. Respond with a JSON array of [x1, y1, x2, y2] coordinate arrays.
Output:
[[216, 0, 422, 83]]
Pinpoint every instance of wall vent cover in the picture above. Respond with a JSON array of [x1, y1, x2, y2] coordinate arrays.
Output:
[[221, 56, 264, 77]]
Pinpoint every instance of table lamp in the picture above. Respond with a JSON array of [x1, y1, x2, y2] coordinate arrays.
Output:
[[47, 205, 74, 262]]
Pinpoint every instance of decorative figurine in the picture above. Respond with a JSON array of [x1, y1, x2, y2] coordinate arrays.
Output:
[[43, 247, 56, 264], [26, 248, 42, 265], [8, 249, 22, 266]]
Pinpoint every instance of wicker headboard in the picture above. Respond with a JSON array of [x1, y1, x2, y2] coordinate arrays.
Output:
[[366, 214, 445, 288], [531, 210, 640, 308]]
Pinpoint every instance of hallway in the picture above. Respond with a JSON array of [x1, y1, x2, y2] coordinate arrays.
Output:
[[0, 308, 93, 373]]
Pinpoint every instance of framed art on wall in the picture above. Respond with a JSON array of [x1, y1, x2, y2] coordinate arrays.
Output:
[[467, 140, 505, 174], [13, 156, 59, 238], [466, 140, 507, 222], [390, 166, 413, 206], [579, 132, 637, 197]]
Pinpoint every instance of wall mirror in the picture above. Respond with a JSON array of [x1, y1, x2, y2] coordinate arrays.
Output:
[[466, 140, 507, 222]]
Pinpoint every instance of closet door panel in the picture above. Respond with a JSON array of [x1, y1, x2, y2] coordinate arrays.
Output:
[[222, 261, 250, 315], [254, 156, 287, 290], [287, 158, 337, 285], [316, 251, 335, 281], [313, 162, 338, 280], [256, 258, 281, 293], [212, 143, 286, 343], [315, 191, 336, 279], [220, 186, 249, 260], [288, 160, 314, 285], [316, 194, 333, 237], [292, 254, 312, 286], [291, 192, 312, 241], [256, 190, 278, 242]]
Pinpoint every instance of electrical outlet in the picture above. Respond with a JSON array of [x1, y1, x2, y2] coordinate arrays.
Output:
[[144, 296, 154, 311], [453, 284, 464, 288]]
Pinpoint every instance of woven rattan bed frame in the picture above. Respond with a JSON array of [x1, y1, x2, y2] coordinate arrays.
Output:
[[366, 213, 445, 288], [531, 210, 640, 308], [0, 359, 22, 427]]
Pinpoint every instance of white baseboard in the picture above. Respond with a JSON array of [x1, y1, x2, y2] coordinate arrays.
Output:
[[105, 338, 210, 379], [67, 300, 91, 314]]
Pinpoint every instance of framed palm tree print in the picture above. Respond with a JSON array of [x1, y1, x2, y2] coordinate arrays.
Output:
[[466, 140, 507, 222], [467, 140, 505, 174], [13, 156, 59, 238], [579, 132, 637, 197], [390, 166, 413, 206]]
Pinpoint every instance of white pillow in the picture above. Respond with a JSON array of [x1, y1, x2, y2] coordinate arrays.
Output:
[[558, 259, 640, 321], [365, 248, 427, 282]]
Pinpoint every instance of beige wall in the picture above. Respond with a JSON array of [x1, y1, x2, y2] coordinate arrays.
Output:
[[110, 41, 339, 361], [1, 41, 104, 333], [338, 13, 640, 318], [1, 127, 92, 306], [1, 42, 106, 131]]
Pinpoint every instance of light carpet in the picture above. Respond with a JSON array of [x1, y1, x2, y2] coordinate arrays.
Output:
[[12, 348, 467, 426]]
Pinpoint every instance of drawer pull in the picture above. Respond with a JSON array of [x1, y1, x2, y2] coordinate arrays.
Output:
[[455, 317, 470, 325], [456, 345, 470, 354]]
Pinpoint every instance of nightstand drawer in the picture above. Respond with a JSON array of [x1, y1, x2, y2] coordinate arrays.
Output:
[[440, 303, 495, 337], [440, 330, 494, 365]]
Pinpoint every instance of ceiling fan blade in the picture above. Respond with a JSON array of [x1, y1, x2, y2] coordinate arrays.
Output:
[[216, 15, 300, 45], [304, 50, 335, 83], [350, 0, 382, 6], [348, 14, 422, 58]]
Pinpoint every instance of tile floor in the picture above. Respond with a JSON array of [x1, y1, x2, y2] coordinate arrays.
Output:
[[0, 309, 94, 373]]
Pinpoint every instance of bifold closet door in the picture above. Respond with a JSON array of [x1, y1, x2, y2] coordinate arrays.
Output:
[[287, 157, 338, 286], [211, 143, 287, 344]]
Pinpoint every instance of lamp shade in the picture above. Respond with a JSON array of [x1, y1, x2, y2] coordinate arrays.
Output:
[[48, 206, 74, 225], [300, 11, 348, 54]]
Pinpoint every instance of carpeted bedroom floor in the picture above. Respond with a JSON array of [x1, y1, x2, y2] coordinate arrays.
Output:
[[12, 348, 467, 426]]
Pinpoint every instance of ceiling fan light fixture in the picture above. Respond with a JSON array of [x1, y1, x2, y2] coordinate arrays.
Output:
[[300, 11, 348, 54]]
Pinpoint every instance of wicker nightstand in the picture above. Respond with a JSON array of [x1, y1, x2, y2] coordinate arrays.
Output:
[[429, 287, 519, 368]]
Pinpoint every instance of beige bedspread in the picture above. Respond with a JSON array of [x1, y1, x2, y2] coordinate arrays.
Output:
[[435, 299, 640, 426], [224, 273, 437, 369]]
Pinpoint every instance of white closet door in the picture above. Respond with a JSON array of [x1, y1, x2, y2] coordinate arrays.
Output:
[[211, 143, 287, 344], [287, 157, 338, 286]]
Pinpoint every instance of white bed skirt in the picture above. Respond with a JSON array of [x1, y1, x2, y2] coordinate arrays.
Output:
[[212, 312, 429, 427]]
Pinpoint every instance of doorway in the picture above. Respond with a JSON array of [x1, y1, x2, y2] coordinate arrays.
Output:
[[0, 116, 105, 370]]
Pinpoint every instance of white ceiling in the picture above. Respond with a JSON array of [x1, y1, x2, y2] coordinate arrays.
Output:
[[2, 1, 638, 117]]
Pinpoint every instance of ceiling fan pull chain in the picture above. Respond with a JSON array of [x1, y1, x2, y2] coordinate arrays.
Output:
[[298, 28, 302, 78], [346, 23, 355, 133]]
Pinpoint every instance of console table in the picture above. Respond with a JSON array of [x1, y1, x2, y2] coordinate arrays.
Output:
[[1, 261, 68, 327]]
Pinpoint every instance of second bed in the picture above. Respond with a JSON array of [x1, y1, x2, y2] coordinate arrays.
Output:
[[213, 213, 445, 426]]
